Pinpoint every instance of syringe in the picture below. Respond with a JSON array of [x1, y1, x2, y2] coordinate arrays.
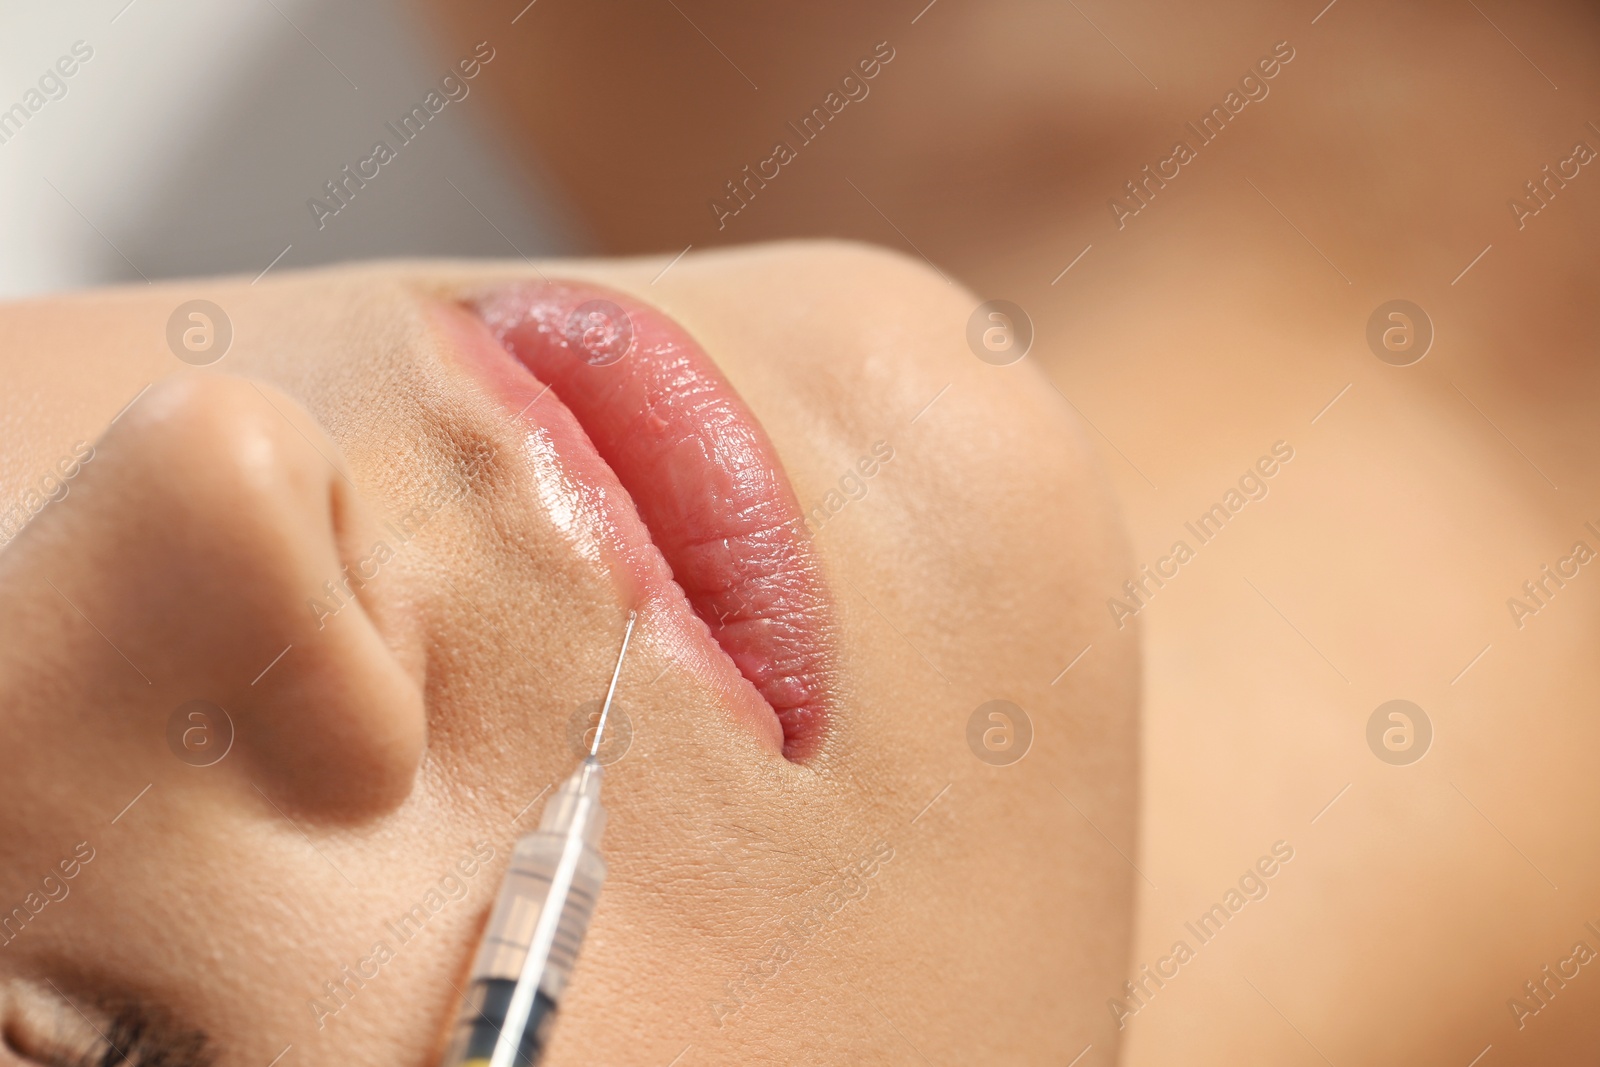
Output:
[[439, 611, 636, 1067]]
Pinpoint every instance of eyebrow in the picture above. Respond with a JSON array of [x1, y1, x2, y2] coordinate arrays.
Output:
[[79, 1003, 213, 1067]]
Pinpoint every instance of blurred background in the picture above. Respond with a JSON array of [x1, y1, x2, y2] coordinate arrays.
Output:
[[0, 0, 580, 298]]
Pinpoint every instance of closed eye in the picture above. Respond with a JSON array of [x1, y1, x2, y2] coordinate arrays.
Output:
[[72, 1005, 212, 1067], [3, 992, 211, 1067]]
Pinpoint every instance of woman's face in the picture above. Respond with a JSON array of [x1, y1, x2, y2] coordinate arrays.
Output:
[[0, 243, 1135, 1065]]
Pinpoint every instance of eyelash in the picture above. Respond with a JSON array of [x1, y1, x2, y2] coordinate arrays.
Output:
[[69, 1007, 212, 1067]]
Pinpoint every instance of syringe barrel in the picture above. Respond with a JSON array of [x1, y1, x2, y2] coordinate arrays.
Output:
[[438, 763, 608, 1067], [471, 830, 607, 999]]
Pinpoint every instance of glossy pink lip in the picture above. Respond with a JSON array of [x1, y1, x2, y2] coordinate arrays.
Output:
[[439, 281, 833, 759]]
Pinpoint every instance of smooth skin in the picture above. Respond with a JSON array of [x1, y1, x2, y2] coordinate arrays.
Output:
[[0, 245, 1137, 1066]]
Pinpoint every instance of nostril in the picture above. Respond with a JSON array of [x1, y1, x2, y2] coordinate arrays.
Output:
[[5, 374, 428, 821]]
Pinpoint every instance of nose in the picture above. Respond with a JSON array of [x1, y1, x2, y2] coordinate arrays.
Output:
[[0, 374, 427, 820]]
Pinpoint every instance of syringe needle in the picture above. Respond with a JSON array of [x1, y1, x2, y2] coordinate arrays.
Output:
[[590, 610, 636, 758]]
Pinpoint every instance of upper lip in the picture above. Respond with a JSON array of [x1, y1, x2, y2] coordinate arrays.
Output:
[[436, 280, 833, 760]]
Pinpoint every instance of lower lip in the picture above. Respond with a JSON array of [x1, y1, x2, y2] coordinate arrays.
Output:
[[436, 283, 832, 759]]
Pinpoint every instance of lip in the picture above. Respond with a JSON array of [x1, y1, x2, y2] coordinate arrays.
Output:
[[435, 280, 833, 759]]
